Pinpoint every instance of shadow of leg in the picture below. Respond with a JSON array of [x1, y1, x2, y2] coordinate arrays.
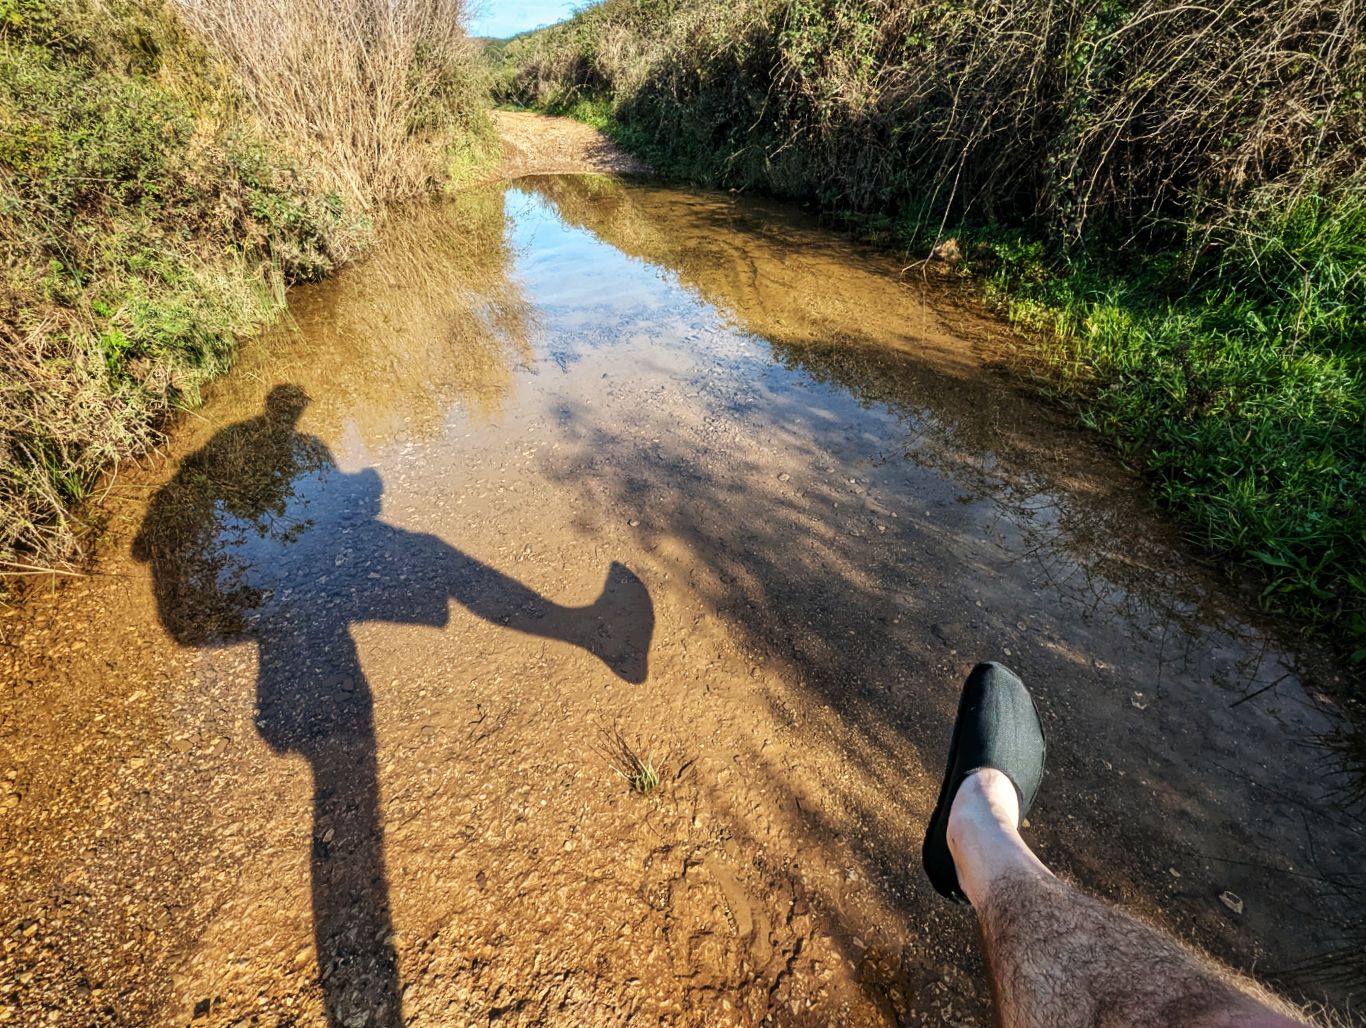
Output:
[[577, 561, 654, 684], [256, 621, 403, 1028], [433, 535, 655, 684], [309, 742, 402, 1028]]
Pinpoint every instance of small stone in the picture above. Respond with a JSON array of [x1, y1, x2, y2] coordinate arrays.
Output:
[[777, 473, 790, 482]]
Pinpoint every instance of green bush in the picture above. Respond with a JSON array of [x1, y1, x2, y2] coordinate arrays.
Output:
[[0, 1, 353, 570]]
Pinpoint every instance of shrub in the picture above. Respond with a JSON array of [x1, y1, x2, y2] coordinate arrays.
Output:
[[0, 1, 355, 570], [180, 0, 495, 211]]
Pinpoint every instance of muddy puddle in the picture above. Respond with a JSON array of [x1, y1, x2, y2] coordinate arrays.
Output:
[[1, 176, 1361, 1026]]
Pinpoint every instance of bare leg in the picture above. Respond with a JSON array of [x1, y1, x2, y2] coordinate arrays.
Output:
[[948, 769, 1309, 1028]]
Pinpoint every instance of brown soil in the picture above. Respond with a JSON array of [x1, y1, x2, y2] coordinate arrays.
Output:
[[0, 120, 1361, 1028], [491, 110, 649, 180]]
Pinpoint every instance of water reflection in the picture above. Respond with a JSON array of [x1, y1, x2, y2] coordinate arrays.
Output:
[[508, 175, 1363, 999], [205, 186, 537, 449], [517, 174, 1267, 647], [118, 173, 1362, 1018], [132, 386, 652, 1026]]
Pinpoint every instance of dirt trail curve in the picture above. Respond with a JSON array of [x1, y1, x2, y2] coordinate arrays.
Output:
[[0, 114, 1361, 1028], [492, 110, 649, 180]]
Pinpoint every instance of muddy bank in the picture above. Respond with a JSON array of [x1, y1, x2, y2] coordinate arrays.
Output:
[[0, 175, 1361, 1026]]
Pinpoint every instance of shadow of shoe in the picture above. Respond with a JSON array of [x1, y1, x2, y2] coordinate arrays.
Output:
[[583, 561, 654, 684]]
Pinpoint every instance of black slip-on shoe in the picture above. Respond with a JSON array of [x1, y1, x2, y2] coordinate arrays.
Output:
[[921, 662, 1046, 904]]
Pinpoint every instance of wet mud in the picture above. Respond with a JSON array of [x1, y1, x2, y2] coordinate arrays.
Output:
[[1, 175, 1361, 1026]]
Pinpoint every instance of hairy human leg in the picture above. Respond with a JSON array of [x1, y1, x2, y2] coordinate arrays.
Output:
[[949, 768, 1308, 1028]]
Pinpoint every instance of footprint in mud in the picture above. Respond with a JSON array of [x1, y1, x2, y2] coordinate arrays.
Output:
[[703, 856, 774, 970], [647, 847, 782, 995]]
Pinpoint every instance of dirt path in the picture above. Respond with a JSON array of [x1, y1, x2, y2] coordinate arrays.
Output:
[[0, 119, 1361, 1028], [492, 110, 649, 180]]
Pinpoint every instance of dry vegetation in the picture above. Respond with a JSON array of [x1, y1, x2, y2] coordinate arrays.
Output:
[[180, 0, 493, 213], [0, 0, 490, 576], [494, 0, 1366, 659], [497, 0, 1363, 242]]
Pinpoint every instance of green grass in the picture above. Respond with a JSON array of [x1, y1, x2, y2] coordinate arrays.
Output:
[[624, 756, 662, 795], [492, 0, 1366, 662], [965, 195, 1366, 654], [602, 727, 666, 795]]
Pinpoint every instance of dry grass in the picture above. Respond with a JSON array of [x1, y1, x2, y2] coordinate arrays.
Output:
[[180, 0, 492, 213], [495, 0, 1363, 242], [1, 0, 490, 580]]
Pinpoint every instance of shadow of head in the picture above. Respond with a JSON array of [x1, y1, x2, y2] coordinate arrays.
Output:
[[130, 383, 331, 648], [264, 382, 311, 426]]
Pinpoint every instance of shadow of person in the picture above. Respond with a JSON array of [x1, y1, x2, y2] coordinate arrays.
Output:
[[132, 385, 653, 1027]]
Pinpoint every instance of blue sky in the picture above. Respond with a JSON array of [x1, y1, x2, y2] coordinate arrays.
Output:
[[469, 1, 582, 38]]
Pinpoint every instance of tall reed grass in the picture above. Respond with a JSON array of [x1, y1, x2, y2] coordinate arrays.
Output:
[[180, 0, 492, 212]]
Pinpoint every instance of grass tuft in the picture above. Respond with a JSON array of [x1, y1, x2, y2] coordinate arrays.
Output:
[[600, 727, 666, 795]]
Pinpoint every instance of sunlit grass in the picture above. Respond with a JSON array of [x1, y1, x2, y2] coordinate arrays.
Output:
[[600, 727, 666, 796]]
